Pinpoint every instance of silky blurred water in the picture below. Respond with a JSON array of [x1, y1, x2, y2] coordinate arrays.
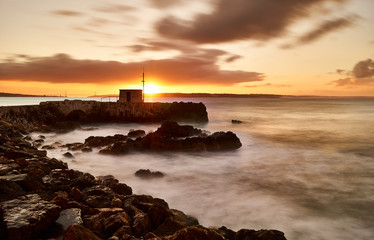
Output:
[[6, 97, 373, 240]]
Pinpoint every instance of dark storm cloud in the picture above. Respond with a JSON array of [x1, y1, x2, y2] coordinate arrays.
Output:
[[0, 53, 264, 86], [51, 10, 83, 17], [331, 59, 374, 86], [156, 0, 348, 44]]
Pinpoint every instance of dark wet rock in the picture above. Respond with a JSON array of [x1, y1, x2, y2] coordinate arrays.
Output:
[[70, 187, 82, 201], [170, 209, 199, 226], [63, 223, 101, 240], [50, 191, 70, 209], [153, 217, 186, 237], [83, 208, 128, 234], [99, 142, 129, 155], [82, 185, 115, 208], [63, 142, 85, 151], [81, 146, 92, 152], [63, 152, 74, 158], [43, 169, 95, 191], [128, 129, 146, 138], [147, 204, 173, 229], [84, 134, 127, 147], [0, 178, 24, 194], [155, 121, 202, 138], [165, 226, 224, 240], [4, 149, 34, 159], [135, 169, 165, 179], [108, 182, 132, 196], [132, 212, 152, 237], [232, 120, 243, 124], [38, 135, 46, 139], [0, 194, 61, 240], [113, 225, 132, 240], [204, 131, 242, 151], [216, 227, 287, 240]]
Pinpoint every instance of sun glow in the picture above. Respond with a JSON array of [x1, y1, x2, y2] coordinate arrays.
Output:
[[144, 84, 162, 94]]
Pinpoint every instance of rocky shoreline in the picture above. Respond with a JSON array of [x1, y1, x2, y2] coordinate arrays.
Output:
[[0, 120, 287, 240]]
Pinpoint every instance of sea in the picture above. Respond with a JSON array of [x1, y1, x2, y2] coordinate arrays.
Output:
[[1, 96, 374, 240]]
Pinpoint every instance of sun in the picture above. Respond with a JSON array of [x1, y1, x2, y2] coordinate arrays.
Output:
[[144, 84, 162, 94]]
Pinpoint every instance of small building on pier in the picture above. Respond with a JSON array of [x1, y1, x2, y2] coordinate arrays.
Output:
[[118, 89, 143, 103]]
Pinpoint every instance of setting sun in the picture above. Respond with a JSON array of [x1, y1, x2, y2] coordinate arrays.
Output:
[[144, 84, 162, 94]]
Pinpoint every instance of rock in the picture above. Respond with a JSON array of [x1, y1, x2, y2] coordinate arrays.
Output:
[[204, 131, 242, 151], [128, 129, 146, 138], [56, 208, 83, 232], [109, 182, 133, 196], [50, 191, 70, 209], [165, 226, 224, 240], [4, 149, 34, 159], [153, 217, 186, 237], [113, 225, 132, 240], [154, 121, 202, 138], [132, 212, 152, 237], [84, 135, 127, 148], [0, 194, 61, 240], [111, 197, 123, 208], [38, 135, 46, 139], [135, 169, 165, 179], [83, 208, 129, 234], [82, 147, 92, 152], [63, 152, 74, 158], [63, 223, 101, 240], [99, 142, 129, 155], [232, 120, 243, 124], [236, 229, 287, 240], [82, 185, 115, 208], [170, 209, 199, 226], [147, 204, 172, 228], [70, 187, 83, 200]]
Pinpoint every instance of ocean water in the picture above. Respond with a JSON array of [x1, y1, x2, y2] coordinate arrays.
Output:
[[2, 97, 374, 240]]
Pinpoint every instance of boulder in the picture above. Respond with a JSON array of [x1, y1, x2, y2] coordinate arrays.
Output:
[[63, 223, 101, 240], [132, 212, 152, 237], [0, 194, 61, 240], [154, 121, 202, 138], [63, 152, 74, 158], [135, 169, 165, 179], [128, 129, 146, 138], [56, 208, 83, 232], [165, 226, 224, 240]]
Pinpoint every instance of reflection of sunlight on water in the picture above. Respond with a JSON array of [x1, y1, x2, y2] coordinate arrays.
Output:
[[32, 97, 374, 240]]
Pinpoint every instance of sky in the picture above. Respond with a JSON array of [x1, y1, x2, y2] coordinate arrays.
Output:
[[0, 0, 373, 96]]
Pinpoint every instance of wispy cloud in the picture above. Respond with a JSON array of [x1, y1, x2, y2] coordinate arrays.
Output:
[[51, 10, 83, 17], [92, 4, 135, 13], [283, 15, 358, 48]]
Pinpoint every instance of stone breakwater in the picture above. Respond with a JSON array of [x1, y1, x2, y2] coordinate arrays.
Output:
[[0, 120, 287, 240], [0, 100, 208, 132]]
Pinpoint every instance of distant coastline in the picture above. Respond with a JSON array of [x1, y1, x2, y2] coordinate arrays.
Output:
[[0, 92, 61, 97]]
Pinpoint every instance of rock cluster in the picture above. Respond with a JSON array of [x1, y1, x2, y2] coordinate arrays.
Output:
[[0, 120, 287, 240], [61, 122, 242, 156]]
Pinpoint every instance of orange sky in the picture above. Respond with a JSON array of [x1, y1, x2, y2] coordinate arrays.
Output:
[[0, 0, 374, 96]]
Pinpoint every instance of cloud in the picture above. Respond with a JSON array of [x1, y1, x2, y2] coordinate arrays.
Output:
[[0, 53, 264, 86], [51, 10, 83, 17], [92, 4, 135, 13], [352, 58, 374, 78], [331, 59, 374, 86], [282, 15, 357, 48], [156, 0, 347, 44], [225, 55, 242, 63], [148, 0, 185, 9]]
